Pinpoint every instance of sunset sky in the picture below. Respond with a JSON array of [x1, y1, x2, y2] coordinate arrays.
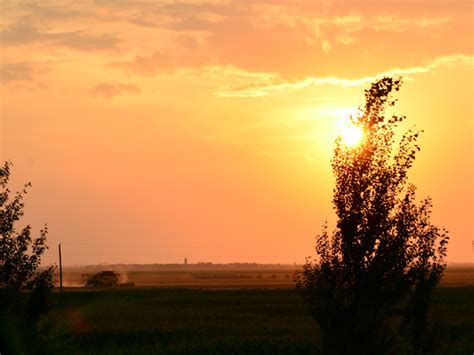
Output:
[[1, 0, 472, 265]]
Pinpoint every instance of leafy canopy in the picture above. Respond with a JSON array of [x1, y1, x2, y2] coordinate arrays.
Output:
[[298, 77, 448, 354], [0, 161, 53, 296]]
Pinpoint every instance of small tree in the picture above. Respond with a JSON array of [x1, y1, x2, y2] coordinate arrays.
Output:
[[297, 77, 448, 354], [0, 161, 54, 353], [0, 161, 53, 297]]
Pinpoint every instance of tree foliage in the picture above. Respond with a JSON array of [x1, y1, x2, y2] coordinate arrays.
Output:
[[297, 77, 449, 354], [0, 161, 53, 297], [0, 162, 54, 354]]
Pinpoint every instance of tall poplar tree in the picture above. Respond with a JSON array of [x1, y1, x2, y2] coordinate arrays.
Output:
[[298, 77, 449, 354]]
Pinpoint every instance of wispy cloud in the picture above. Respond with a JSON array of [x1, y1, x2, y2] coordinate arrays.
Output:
[[1, 1, 471, 90], [25, 3, 86, 20], [1, 21, 119, 51], [115, 50, 207, 76], [214, 54, 473, 97], [99, 1, 463, 78], [0, 60, 53, 87], [90, 82, 141, 98], [372, 15, 451, 32], [0, 62, 35, 83]]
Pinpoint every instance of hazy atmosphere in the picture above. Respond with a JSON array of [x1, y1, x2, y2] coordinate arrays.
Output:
[[1, 0, 472, 265]]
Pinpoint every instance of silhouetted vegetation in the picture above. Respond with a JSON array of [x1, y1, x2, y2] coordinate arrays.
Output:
[[12, 287, 472, 354], [297, 77, 449, 354], [0, 161, 54, 354]]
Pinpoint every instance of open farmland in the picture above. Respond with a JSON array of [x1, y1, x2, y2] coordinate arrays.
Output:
[[58, 265, 298, 289], [58, 264, 474, 289], [7, 287, 474, 355], [11, 264, 465, 354]]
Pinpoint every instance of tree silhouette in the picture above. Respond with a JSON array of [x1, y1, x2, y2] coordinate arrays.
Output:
[[297, 77, 448, 354], [0, 161, 53, 297], [0, 161, 54, 353]]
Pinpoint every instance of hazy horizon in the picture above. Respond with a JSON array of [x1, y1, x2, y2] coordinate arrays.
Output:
[[1, 1, 473, 265], [54, 261, 474, 269]]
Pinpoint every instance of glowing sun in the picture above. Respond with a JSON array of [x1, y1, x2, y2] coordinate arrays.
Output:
[[337, 116, 364, 147]]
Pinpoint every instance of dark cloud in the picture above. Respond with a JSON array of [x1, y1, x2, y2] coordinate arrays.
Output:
[[90, 82, 141, 98], [1, 21, 46, 45], [0, 62, 35, 83], [56, 32, 119, 50], [1, 21, 119, 51], [26, 3, 86, 20], [116, 50, 209, 76]]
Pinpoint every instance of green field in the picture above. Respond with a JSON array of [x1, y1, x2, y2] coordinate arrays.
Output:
[[7, 287, 474, 355]]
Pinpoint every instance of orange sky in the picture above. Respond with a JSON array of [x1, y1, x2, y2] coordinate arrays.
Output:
[[1, 0, 473, 265]]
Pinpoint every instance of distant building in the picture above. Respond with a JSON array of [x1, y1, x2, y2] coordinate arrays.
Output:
[[184, 258, 188, 266]]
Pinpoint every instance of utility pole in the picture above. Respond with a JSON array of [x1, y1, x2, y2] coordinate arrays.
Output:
[[472, 240, 474, 263], [59, 243, 63, 293]]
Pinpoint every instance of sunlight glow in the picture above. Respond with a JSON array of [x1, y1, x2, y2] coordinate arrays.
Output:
[[337, 115, 364, 147]]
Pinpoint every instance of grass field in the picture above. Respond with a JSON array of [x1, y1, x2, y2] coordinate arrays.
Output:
[[9, 286, 473, 355], [58, 265, 474, 288]]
